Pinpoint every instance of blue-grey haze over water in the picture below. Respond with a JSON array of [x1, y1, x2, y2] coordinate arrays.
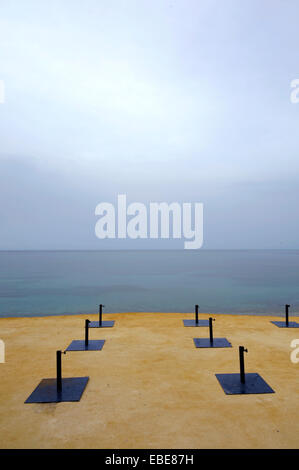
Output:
[[0, 250, 298, 318]]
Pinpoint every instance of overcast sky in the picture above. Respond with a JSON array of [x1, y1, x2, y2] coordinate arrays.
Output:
[[0, 0, 298, 249]]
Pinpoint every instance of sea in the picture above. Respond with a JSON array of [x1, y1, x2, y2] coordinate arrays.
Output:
[[0, 250, 298, 317]]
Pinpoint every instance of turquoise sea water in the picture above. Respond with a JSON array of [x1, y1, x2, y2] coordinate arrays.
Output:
[[0, 250, 298, 317]]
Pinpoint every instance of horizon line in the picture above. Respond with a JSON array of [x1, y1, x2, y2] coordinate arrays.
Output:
[[0, 248, 298, 252]]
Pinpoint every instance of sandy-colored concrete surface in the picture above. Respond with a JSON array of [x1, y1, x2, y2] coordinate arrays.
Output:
[[0, 312, 298, 449]]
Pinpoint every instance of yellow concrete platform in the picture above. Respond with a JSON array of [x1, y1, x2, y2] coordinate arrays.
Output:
[[0, 312, 298, 449]]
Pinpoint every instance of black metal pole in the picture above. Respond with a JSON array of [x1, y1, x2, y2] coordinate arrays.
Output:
[[285, 304, 290, 327], [99, 304, 103, 326], [239, 346, 247, 384], [209, 317, 214, 344], [195, 305, 199, 325], [85, 319, 90, 346], [56, 350, 62, 392]]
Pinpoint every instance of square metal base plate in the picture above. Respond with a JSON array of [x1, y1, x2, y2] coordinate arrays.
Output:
[[25, 377, 89, 403], [271, 321, 299, 328], [65, 340, 105, 351], [183, 319, 209, 327], [193, 338, 232, 348], [89, 320, 115, 328], [215, 373, 275, 395]]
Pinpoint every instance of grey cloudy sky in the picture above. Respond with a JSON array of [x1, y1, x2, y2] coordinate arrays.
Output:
[[0, 0, 298, 249]]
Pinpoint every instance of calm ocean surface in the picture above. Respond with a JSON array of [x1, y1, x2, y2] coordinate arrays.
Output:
[[0, 250, 298, 318]]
